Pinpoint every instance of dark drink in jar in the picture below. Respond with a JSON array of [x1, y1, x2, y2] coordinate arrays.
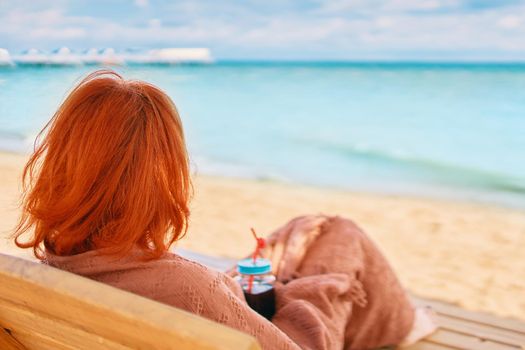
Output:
[[235, 258, 276, 320]]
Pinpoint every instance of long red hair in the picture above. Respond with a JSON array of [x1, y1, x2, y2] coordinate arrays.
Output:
[[14, 70, 191, 259]]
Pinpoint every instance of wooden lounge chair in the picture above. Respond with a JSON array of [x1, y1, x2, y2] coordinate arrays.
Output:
[[1, 250, 524, 350], [0, 252, 260, 350]]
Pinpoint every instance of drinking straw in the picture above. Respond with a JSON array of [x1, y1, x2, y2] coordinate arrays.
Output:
[[250, 228, 266, 263], [248, 228, 266, 293]]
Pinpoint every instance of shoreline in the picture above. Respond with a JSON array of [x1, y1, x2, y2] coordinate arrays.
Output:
[[5, 146, 525, 210], [1, 152, 524, 321], [196, 171, 525, 211]]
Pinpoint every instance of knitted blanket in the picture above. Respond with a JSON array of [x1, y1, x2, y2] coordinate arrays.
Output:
[[45, 215, 415, 349]]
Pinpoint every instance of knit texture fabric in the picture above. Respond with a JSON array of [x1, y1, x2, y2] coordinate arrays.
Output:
[[45, 215, 414, 350]]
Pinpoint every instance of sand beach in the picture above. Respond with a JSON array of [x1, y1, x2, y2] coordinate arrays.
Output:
[[0, 151, 524, 322]]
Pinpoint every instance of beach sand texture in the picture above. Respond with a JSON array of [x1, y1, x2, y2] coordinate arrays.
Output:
[[1, 152, 524, 321]]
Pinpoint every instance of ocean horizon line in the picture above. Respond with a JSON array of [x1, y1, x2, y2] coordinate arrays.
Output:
[[2, 60, 525, 70], [216, 58, 525, 64]]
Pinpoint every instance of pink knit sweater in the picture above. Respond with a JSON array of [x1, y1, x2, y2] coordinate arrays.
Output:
[[45, 215, 414, 350]]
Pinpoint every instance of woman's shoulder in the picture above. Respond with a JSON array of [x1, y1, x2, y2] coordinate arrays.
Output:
[[141, 252, 217, 277], [143, 252, 237, 292], [138, 253, 245, 314], [44, 248, 217, 280]]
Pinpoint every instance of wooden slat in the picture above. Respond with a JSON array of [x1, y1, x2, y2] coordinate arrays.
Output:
[[0, 253, 261, 350], [434, 314, 525, 346], [0, 328, 26, 350], [405, 340, 461, 350], [425, 329, 521, 350], [413, 296, 525, 335], [0, 298, 129, 350], [412, 296, 524, 349], [9, 328, 78, 350]]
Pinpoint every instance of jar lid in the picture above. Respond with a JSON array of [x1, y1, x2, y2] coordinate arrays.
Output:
[[237, 258, 272, 275]]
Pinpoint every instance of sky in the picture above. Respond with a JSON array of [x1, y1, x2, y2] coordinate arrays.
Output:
[[1, 0, 525, 61]]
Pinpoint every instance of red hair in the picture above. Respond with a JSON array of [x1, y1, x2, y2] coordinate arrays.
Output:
[[14, 70, 191, 259]]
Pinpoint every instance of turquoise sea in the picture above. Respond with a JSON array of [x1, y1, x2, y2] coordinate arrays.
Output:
[[0, 62, 524, 207]]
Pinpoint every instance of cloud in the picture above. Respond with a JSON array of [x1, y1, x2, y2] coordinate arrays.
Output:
[[0, 8, 97, 44], [134, 0, 149, 8], [317, 0, 462, 15], [1, 0, 525, 60], [30, 27, 87, 40], [498, 15, 522, 29]]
